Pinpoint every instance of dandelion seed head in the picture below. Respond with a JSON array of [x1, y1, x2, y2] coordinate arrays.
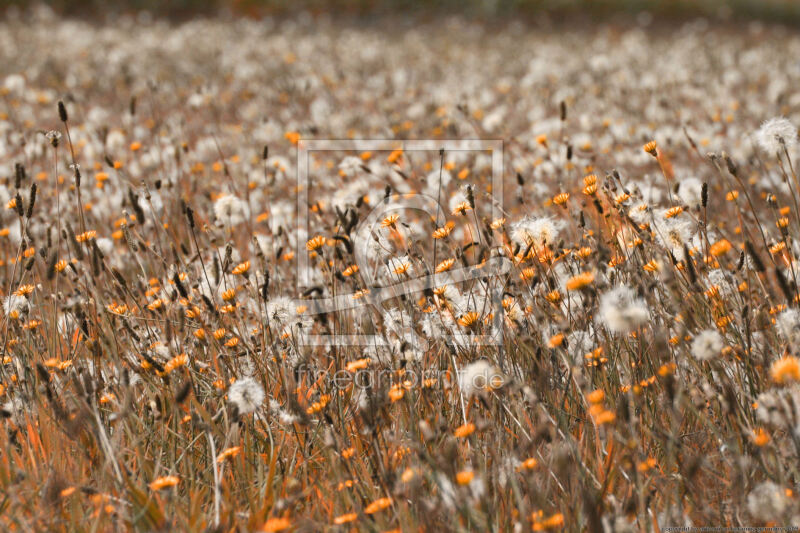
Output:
[[690, 329, 724, 361], [510, 216, 560, 249], [228, 377, 265, 415], [755, 117, 797, 154], [676, 177, 704, 208], [598, 285, 649, 333], [213, 194, 249, 226], [747, 481, 789, 522], [459, 360, 504, 397]]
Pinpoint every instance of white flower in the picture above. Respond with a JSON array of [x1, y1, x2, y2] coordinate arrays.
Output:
[[706, 269, 733, 296], [777, 309, 800, 345], [95, 237, 114, 256], [382, 308, 413, 338], [747, 481, 788, 522], [338, 156, 363, 178], [653, 217, 694, 260], [3, 74, 25, 94], [755, 386, 800, 435], [213, 194, 249, 226], [365, 232, 394, 263], [269, 400, 300, 425], [265, 156, 291, 181], [458, 360, 504, 397], [628, 201, 651, 224], [266, 297, 297, 324], [755, 117, 797, 154], [1, 395, 26, 426], [3, 294, 29, 317], [510, 216, 560, 249], [448, 186, 471, 214], [598, 285, 649, 333], [228, 377, 265, 415], [566, 328, 595, 363], [690, 329, 723, 361], [151, 343, 170, 361], [254, 233, 272, 258], [676, 177, 703, 208]]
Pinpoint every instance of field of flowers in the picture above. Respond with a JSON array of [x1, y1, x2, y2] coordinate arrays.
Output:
[[2, 6, 800, 531]]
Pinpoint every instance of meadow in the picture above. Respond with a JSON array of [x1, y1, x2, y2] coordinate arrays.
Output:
[[2, 5, 800, 531]]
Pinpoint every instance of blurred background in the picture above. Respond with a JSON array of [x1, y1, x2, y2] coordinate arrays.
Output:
[[1, 0, 799, 24]]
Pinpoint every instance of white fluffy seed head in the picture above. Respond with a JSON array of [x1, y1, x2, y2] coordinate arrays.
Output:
[[690, 329, 724, 361], [755, 117, 797, 154], [213, 194, 249, 226], [777, 308, 800, 346], [510, 216, 560, 249], [676, 177, 703, 208], [747, 481, 789, 522], [228, 377, 265, 415], [598, 285, 649, 333], [459, 360, 504, 397]]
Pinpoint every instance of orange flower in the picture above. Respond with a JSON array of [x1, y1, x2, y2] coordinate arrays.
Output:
[[149, 475, 179, 490], [216, 446, 242, 463], [490, 217, 506, 229], [388, 385, 405, 402], [346, 358, 370, 372], [458, 312, 479, 328], [770, 355, 800, 385], [586, 389, 604, 404], [752, 428, 771, 447], [637, 457, 657, 472], [454, 422, 476, 438], [14, 284, 34, 296], [593, 410, 616, 425], [381, 213, 400, 228], [709, 239, 732, 256], [436, 258, 455, 273], [451, 201, 472, 216], [387, 149, 403, 163], [284, 131, 300, 144], [456, 470, 475, 485], [664, 206, 683, 218], [306, 235, 326, 251], [221, 288, 236, 301], [262, 517, 291, 532], [565, 271, 594, 291], [433, 223, 453, 239], [546, 290, 561, 303], [163, 354, 188, 374], [364, 497, 393, 514], [547, 333, 564, 348], [75, 230, 97, 243], [232, 261, 250, 275], [333, 512, 358, 525], [532, 511, 565, 530], [643, 140, 657, 156]]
